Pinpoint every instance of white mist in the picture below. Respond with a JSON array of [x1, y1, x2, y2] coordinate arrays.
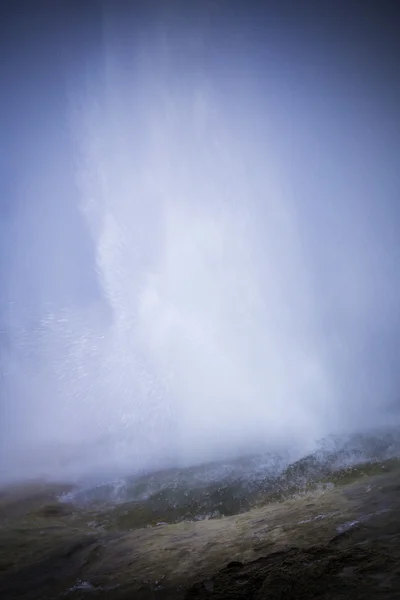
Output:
[[1, 5, 398, 482]]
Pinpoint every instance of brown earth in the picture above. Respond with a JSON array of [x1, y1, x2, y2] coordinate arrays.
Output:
[[0, 463, 400, 599]]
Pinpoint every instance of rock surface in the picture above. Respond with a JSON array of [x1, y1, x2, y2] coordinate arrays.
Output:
[[1, 460, 400, 599]]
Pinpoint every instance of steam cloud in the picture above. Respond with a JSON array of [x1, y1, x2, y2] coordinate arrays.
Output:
[[1, 2, 399, 482]]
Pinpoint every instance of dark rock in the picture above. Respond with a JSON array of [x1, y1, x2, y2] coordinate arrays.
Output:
[[185, 544, 397, 599]]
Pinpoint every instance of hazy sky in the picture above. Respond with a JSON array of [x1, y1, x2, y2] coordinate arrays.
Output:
[[1, 1, 400, 481]]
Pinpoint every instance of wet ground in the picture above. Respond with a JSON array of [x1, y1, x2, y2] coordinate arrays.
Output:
[[1, 457, 400, 599]]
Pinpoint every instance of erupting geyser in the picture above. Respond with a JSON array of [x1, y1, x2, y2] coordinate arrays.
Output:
[[1, 2, 399, 484]]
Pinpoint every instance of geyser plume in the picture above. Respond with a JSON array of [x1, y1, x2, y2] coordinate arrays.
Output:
[[1, 3, 399, 482], [35, 85, 332, 474]]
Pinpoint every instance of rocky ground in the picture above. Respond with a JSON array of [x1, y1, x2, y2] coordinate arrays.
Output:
[[1, 458, 400, 599]]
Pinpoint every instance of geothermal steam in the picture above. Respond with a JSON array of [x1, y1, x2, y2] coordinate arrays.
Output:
[[1, 14, 398, 482]]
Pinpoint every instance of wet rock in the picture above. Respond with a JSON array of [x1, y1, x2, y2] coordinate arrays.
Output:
[[185, 544, 398, 599]]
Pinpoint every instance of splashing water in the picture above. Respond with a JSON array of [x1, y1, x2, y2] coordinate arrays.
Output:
[[57, 90, 333, 476], [1, 4, 399, 483]]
